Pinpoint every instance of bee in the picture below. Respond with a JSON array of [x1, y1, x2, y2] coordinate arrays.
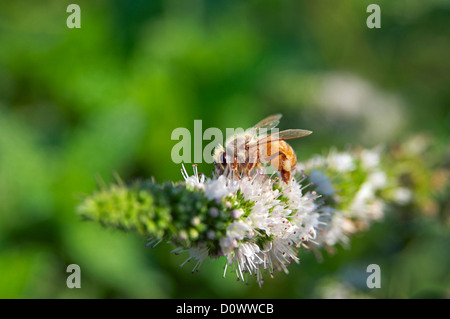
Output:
[[213, 114, 312, 183]]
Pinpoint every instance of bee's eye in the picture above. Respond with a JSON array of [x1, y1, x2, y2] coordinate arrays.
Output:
[[222, 152, 227, 164]]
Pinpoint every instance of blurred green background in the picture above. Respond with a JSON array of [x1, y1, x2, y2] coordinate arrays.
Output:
[[0, 0, 449, 298]]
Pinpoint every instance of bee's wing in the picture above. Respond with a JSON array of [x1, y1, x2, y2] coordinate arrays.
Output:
[[249, 129, 312, 150], [252, 114, 282, 130], [274, 129, 313, 140], [246, 114, 283, 137]]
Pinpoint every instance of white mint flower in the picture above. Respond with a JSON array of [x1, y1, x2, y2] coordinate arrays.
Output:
[[300, 149, 356, 173], [265, 238, 301, 273], [226, 220, 252, 241], [174, 144, 404, 282], [180, 165, 320, 285], [177, 246, 210, 273], [225, 242, 262, 281], [181, 164, 205, 190], [301, 147, 394, 250], [393, 187, 413, 205], [317, 209, 354, 248], [204, 175, 233, 200], [231, 209, 244, 219], [360, 148, 381, 169], [219, 236, 238, 256], [368, 171, 387, 189], [79, 137, 432, 287], [329, 152, 356, 173]]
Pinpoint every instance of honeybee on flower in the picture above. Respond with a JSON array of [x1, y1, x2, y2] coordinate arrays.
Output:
[[213, 114, 312, 183]]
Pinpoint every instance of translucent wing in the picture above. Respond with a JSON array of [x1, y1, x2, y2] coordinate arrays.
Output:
[[249, 129, 312, 150], [274, 129, 313, 140], [252, 114, 282, 130]]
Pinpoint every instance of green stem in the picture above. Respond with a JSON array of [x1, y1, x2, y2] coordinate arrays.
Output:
[[76, 179, 231, 254]]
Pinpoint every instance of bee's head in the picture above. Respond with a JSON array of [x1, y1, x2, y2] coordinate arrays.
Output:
[[213, 145, 227, 175]]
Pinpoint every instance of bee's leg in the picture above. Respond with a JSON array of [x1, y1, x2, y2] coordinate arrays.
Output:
[[246, 162, 256, 179], [247, 149, 258, 178], [232, 157, 241, 179], [235, 169, 241, 180], [232, 156, 237, 171]]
